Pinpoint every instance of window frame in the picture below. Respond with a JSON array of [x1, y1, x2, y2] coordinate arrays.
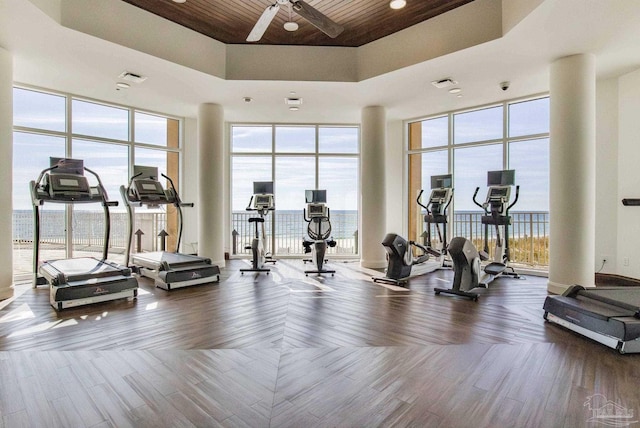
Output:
[[12, 83, 184, 281], [229, 122, 361, 257], [405, 94, 550, 268]]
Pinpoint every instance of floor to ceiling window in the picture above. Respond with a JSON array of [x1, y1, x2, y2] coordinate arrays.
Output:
[[230, 124, 360, 257], [407, 96, 550, 268], [12, 86, 182, 281]]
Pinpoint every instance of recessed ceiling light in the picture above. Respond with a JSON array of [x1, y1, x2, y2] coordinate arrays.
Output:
[[448, 88, 462, 94], [390, 0, 406, 9], [116, 82, 130, 89], [289, 106, 300, 111], [243, 97, 253, 103]]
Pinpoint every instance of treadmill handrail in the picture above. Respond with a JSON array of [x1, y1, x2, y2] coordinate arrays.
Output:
[[162, 173, 185, 251], [34, 164, 59, 188]]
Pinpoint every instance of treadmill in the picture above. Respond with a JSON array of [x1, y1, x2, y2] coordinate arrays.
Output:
[[543, 285, 640, 354], [31, 158, 138, 311], [120, 165, 220, 290]]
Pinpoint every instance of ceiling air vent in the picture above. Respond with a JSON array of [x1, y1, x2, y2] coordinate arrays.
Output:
[[285, 97, 303, 105], [431, 78, 457, 89], [118, 71, 147, 84]]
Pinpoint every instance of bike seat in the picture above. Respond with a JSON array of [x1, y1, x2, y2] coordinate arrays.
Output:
[[248, 217, 264, 223]]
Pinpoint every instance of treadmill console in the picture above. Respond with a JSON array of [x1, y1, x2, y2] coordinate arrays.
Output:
[[34, 158, 103, 203], [47, 173, 91, 196], [131, 178, 170, 203]]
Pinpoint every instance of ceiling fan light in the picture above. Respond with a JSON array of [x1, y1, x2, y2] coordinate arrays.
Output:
[[390, 0, 406, 9], [284, 21, 299, 32]]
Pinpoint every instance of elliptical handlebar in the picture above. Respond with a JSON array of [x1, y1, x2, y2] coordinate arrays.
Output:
[[443, 189, 454, 211], [416, 189, 428, 212], [507, 185, 520, 212], [472, 187, 486, 212]]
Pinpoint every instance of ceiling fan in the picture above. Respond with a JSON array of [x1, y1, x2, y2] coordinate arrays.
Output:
[[247, 0, 344, 42]]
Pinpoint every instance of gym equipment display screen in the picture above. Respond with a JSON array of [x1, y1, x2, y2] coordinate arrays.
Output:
[[254, 181, 274, 195], [305, 190, 327, 204], [50, 157, 84, 175], [431, 174, 452, 189], [134, 165, 159, 180], [487, 170, 515, 186]]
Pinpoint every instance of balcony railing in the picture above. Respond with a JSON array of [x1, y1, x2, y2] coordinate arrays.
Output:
[[12, 210, 550, 277], [450, 211, 549, 268], [232, 211, 359, 256]]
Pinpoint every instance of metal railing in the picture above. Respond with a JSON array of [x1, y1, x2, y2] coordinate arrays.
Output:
[[232, 211, 359, 257], [13, 210, 550, 275], [450, 211, 549, 267], [12, 210, 167, 249]]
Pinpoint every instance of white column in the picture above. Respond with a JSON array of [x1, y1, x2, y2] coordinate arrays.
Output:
[[360, 106, 387, 268], [197, 103, 226, 267], [0, 47, 13, 301], [548, 54, 596, 294]]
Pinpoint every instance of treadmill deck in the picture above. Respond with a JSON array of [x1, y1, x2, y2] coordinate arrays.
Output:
[[131, 251, 211, 270], [38, 257, 138, 310], [544, 286, 640, 353]]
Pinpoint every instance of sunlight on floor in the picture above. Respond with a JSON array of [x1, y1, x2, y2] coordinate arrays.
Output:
[[0, 303, 35, 323]]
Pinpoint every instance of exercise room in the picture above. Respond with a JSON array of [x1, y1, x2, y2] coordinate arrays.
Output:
[[1, 0, 640, 426]]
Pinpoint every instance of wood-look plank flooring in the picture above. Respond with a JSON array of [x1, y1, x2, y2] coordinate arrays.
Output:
[[1, 259, 639, 427]]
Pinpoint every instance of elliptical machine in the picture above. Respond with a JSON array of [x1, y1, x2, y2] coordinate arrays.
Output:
[[302, 190, 336, 276], [240, 181, 276, 274], [436, 170, 521, 300], [472, 169, 521, 286], [418, 174, 454, 262], [373, 235, 430, 285], [373, 175, 452, 286]]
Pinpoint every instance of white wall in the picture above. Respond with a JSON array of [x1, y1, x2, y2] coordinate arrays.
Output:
[[595, 77, 618, 273], [616, 67, 640, 278]]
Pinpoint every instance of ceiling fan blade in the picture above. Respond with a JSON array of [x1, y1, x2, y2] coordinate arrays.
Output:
[[291, 0, 344, 39], [247, 3, 281, 42]]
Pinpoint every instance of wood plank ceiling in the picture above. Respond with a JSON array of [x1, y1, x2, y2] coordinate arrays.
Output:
[[120, 0, 475, 47]]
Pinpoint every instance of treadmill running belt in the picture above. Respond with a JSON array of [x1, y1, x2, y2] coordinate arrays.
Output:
[[131, 251, 211, 269], [41, 257, 130, 283]]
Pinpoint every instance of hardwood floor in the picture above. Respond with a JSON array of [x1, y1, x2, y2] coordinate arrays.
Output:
[[1, 259, 639, 427]]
